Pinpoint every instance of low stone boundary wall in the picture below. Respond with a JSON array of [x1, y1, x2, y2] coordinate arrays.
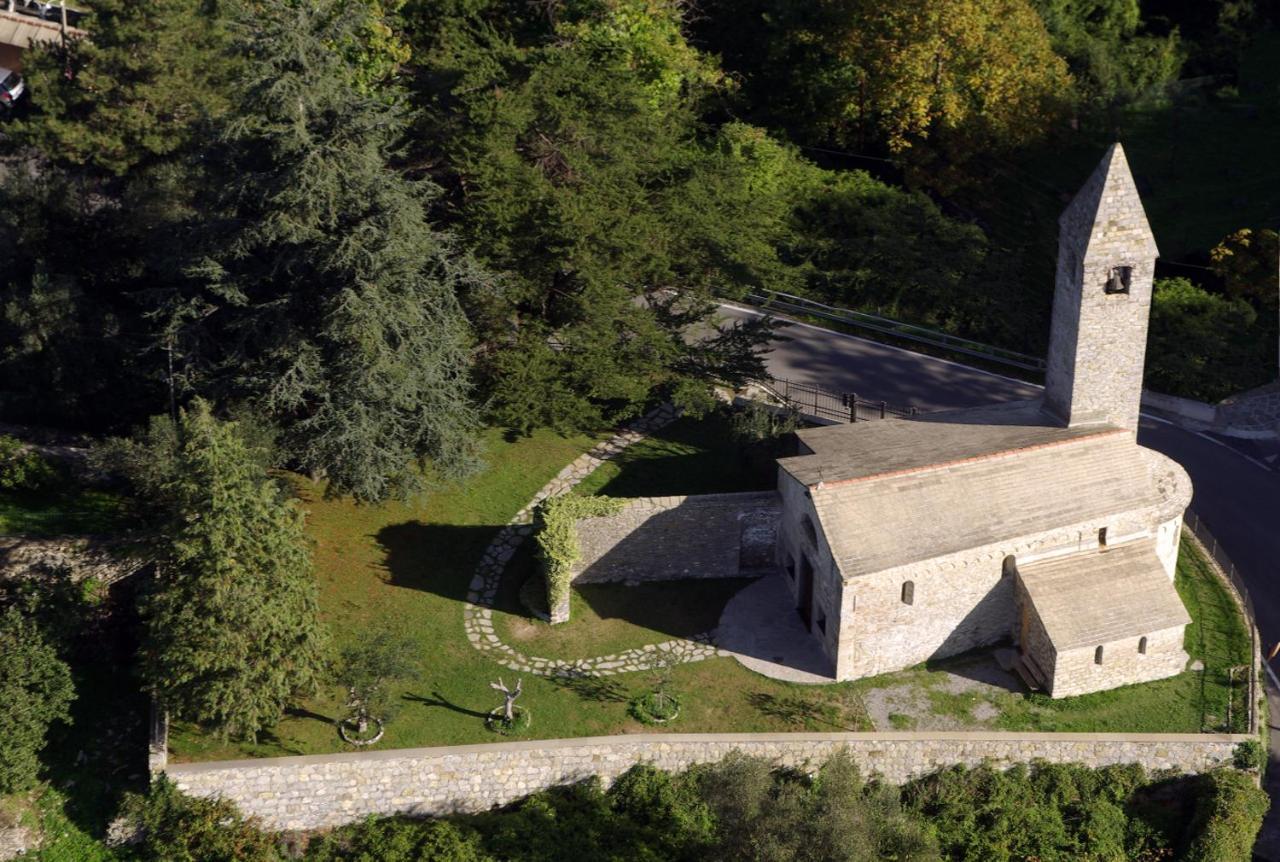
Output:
[[163, 730, 1249, 832], [572, 492, 780, 583]]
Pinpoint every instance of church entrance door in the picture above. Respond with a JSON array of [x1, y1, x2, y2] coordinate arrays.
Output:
[[797, 554, 815, 629]]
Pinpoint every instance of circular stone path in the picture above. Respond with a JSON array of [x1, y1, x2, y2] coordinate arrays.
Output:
[[461, 404, 727, 678]]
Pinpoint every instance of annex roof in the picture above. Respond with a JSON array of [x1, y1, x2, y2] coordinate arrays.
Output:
[[1018, 541, 1190, 649], [778, 401, 1190, 580]]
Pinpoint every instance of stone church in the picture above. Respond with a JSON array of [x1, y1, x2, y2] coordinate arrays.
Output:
[[773, 143, 1193, 697], [568, 144, 1194, 698]]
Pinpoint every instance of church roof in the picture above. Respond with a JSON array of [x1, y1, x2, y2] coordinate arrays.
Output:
[[1018, 541, 1190, 649], [780, 401, 1191, 580]]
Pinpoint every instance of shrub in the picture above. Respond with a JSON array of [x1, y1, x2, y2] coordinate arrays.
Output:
[[533, 494, 622, 618], [0, 436, 59, 493], [1233, 739, 1265, 772], [118, 776, 281, 862], [1181, 770, 1270, 862], [305, 817, 490, 862]]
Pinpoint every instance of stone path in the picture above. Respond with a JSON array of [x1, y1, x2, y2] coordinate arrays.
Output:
[[461, 404, 727, 678]]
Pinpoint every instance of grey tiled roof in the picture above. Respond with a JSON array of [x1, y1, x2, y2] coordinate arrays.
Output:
[[1019, 541, 1190, 649], [785, 402, 1190, 579], [782, 401, 1115, 487]]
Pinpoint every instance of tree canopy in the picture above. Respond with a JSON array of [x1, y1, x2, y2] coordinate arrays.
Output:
[[130, 401, 328, 740], [0, 607, 74, 793]]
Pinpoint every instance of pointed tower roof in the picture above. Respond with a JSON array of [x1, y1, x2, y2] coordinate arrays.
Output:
[[1059, 142, 1159, 261]]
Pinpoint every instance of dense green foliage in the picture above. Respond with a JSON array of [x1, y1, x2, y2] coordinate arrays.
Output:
[[1034, 0, 1184, 109], [337, 630, 421, 731], [119, 777, 281, 862], [109, 755, 1267, 861], [116, 402, 328, 740], [0, 436, 58, 492], [1146, 277, 1262, 401], [7, 0, 232, 176], [171, 0, 485, 503], [696, 0, 1072, 189], [1182, 770, 1271, 861], [0, 608, 74, 793], [534, 494, 623, 614]]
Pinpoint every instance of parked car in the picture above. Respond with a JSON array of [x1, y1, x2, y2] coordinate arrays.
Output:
[[0, 68, 23, 107]]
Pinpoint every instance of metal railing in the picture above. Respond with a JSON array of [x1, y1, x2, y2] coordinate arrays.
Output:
[[1183, 510, 1261, 735], [760, 377, 919, 424], [741, 290, 1047, 373]]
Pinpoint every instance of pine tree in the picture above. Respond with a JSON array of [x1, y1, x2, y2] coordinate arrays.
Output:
[[414, 0, 779, 432], [175, 0, 484, 503], [0, 607, 74, 793], [139, 401, 327, 741], [6, 0, 233, 176]]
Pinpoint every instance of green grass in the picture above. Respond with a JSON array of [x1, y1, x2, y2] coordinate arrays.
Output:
[[169, 415, 1254, 762], [572, 411, 779, 498], [0, 488, 135, 536]]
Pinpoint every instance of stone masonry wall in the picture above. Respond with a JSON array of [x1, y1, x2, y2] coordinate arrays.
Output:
[[832, 504, 1179, 682], [1051, 626, 1188, 699], [571, 492, 780, 583], [163, 731, 1247, 832]]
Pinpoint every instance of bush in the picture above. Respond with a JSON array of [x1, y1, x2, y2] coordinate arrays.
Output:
[[533, 494, 622, 618], [119, 777, 281, 862], [0, 436, 59, 493], [305, 817, 490, 862], [1233, 739, 1266, 772], [1181, 770, 1270, 862], [904, 762, 1160, 862]]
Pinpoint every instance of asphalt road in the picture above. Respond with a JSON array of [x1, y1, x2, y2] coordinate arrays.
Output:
[[719, 304, 1280, 643]]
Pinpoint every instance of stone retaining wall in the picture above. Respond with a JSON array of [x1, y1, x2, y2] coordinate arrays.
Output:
[[163, 731, 1248, 832], [0, 535, 146, 585], [572, 492, 780, 583]]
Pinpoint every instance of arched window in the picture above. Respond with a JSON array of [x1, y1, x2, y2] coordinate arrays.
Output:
[[901, 581, 915, 606], [1094, 645, 1104, 665], [1002, 555, 1017, 579], [800, 514, 817, 547], [1098, 527, 1108, 547], [1138, 636, 1148, 655]]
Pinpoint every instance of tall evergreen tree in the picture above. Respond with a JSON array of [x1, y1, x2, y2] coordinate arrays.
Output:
[[6, 0, 233, 177], [133, 401, 327, 740], [0, 607, 75, 793], [413, 0, 779, 432], [174, 0, 485, 502]]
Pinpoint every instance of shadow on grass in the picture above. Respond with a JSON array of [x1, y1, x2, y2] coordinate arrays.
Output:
[[404, 690, 490, 719], [285, 705, 336, 725], [376, 522, 506, 602], [550, 672, 630, 704], [746, 691, 868, 731]]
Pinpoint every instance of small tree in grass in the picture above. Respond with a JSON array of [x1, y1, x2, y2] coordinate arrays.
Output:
[[336, 631, 420, 746], [486, 677, 528, 734], [631, 646, 681, 724], [0, 607, 74, 793]]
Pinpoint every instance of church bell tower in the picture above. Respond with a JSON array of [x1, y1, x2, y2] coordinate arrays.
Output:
[[1043, 143, 1159, 435]]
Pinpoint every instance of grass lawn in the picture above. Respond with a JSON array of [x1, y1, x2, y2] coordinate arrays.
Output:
[[0, 487, 135, 536], [168, 412, 1254, 762]]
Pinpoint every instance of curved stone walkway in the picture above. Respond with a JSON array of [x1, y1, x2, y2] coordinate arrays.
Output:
[[461, 404, 726, 678]]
